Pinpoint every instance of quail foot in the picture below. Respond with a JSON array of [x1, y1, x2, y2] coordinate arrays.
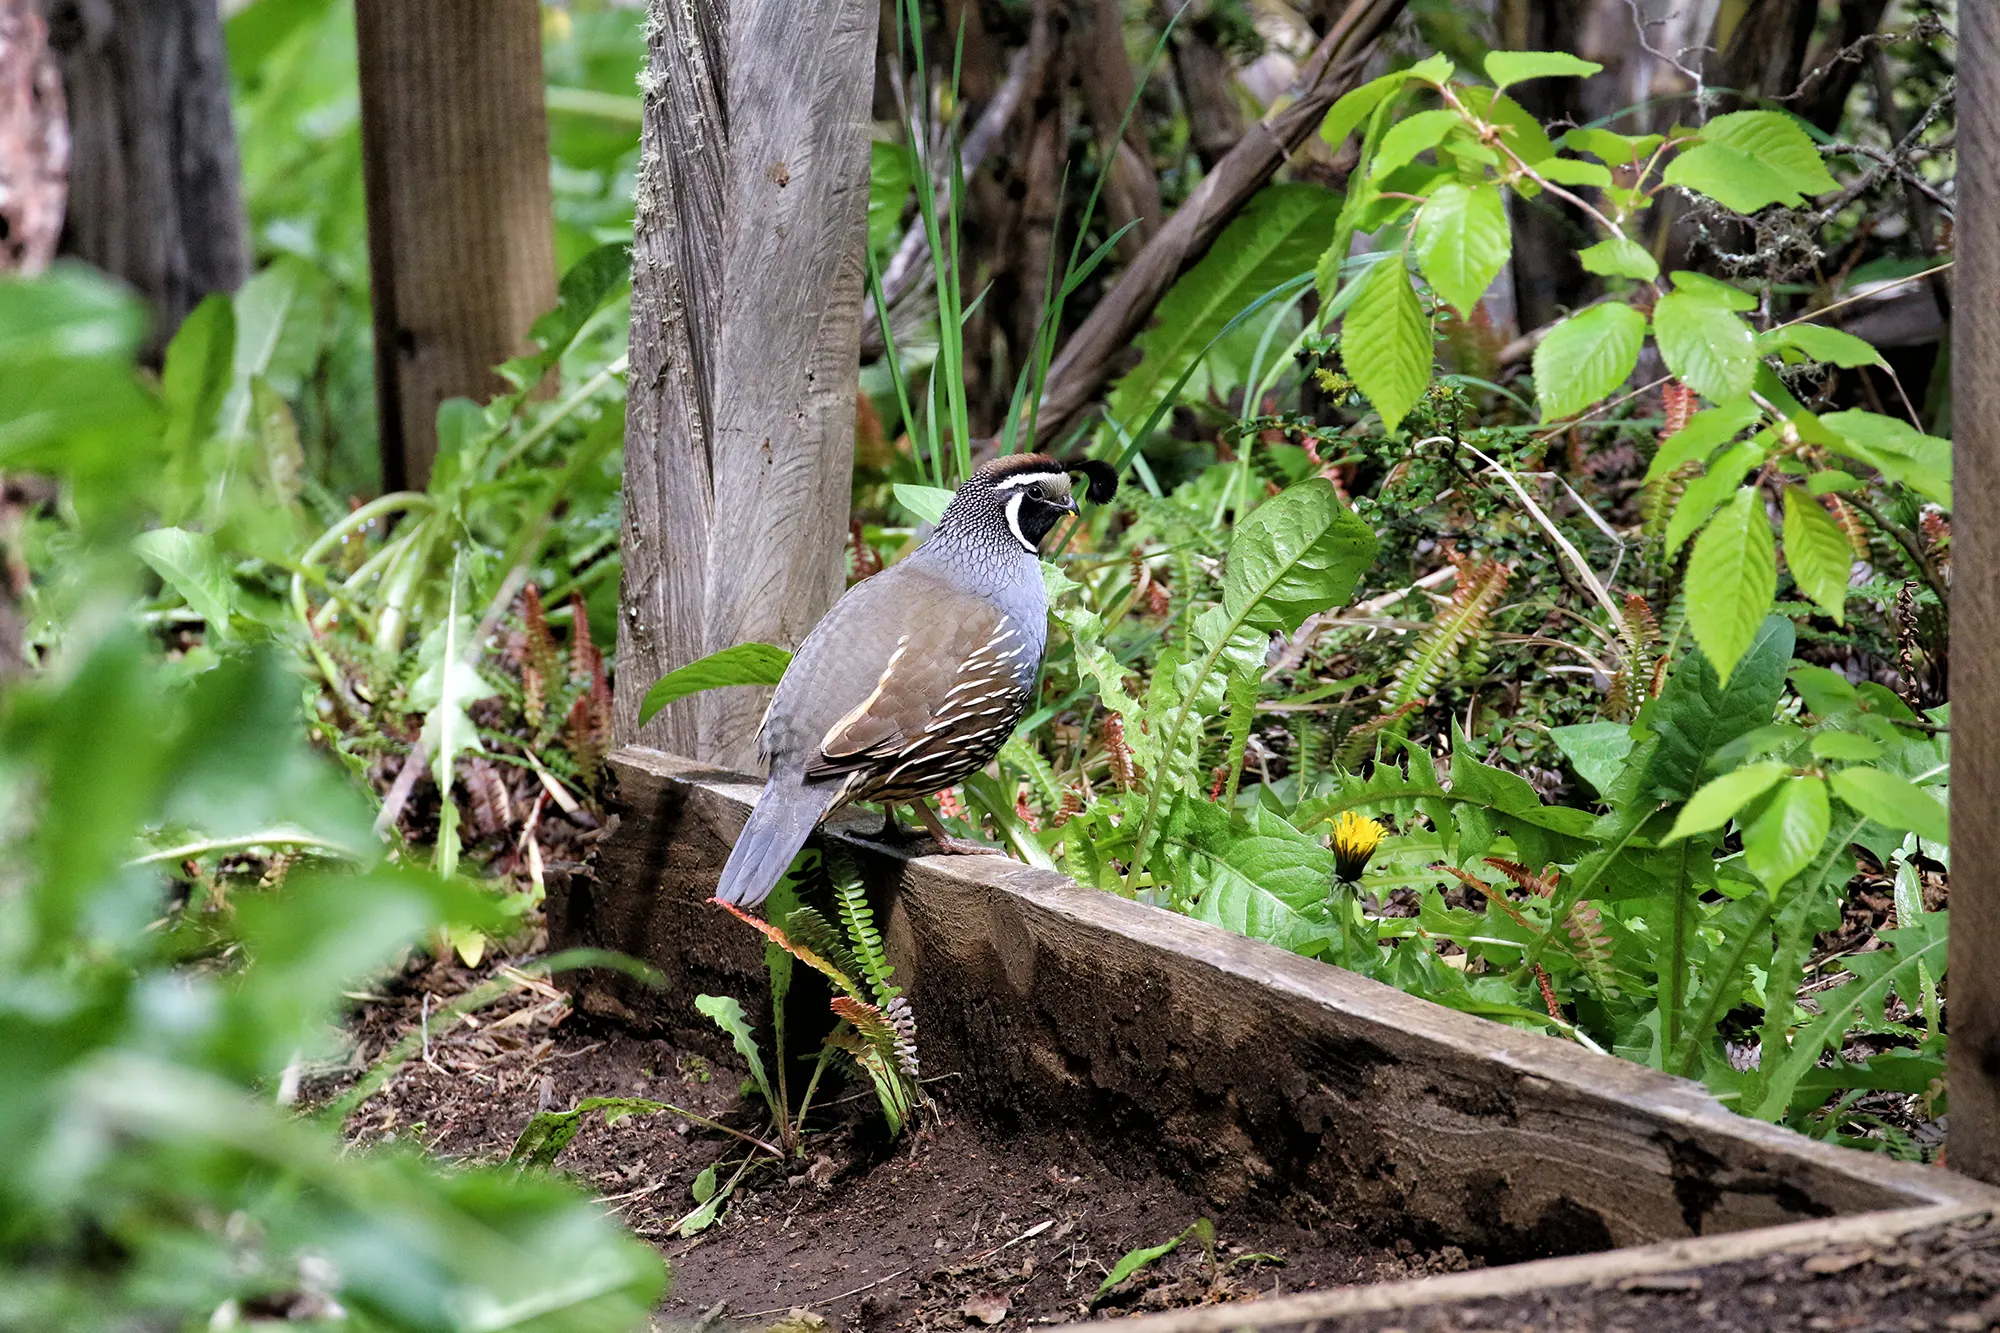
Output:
[[713, 453, 1117, 909]]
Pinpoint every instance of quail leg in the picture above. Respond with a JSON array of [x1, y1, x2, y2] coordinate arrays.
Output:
[[871, 803, 914, 843], [912, 798, 1007, 857]]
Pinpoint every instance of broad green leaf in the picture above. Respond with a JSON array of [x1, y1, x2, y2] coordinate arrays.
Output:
[[1668, 270, 1757, 311], [1808, 469, 1863, 495], [1684, 486, 1776, 682], [1340, 254, 1432, 434], [1829, 768, 1949, 844], [1781, 488, 1853, 623], [498, 241, 633, 392], [1664, 762, 1788, 841], [1819, 410, 1951, 507], [1550, 722, 1632, 797], [228, 255, 329, 411], [1743, 775, 1829, 890], [1107, 185, 1340, 430], [1564, 127, 1664, 165], [691, 1163, 719, 1205], [1636, 617, 1794, 802], [868, 140, 916, 257], [1370, 110, 1463, 179], [1484, 50, 1603, 93], [1758, 323, 1883, 368], [160, 294, 236, 512], [893, 482, 955, 524], [1455, 86, 1556, 165], [1653, 288, 1755, 403], [1159, 799, 1335, 957], [1576, 237, 1658, 282], [250, 377, 306, 505], [1533, 302, 1645, 420], [133, 527, 234, 635], [1319, 54, 1454, 149], [1790, 664, 1858, 718], [1095, 1220, 1213, 1303], [1222, 478, 1378, 635], [1663, 110, 1838, 212], [694, 993, 778, 1111], [508, 1097, 666, 1170], [1664, 440, 1762, 554], [408, 579, 499, 809], [1645, 398, 1761, 481], [1413, 181, 1511, 318], [1811, 731, 1881, 762], [1535, 157, 1613, 188], [638, 643, 793, 726]]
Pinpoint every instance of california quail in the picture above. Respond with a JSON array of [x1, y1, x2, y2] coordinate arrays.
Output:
[[714, 453, 1117, 908]]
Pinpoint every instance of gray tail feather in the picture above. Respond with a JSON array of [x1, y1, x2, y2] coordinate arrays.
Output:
[[714, 776, 842, 909]]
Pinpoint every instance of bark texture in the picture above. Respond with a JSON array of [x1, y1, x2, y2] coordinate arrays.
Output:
[[614, 0, 878, 770], [43, 0, 245, 353], [354, 0, 558, 491], [0, 0, 65, 275]]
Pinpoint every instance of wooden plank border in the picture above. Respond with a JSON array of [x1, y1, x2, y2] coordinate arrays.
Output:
[[551, 748, 1996, 1265]]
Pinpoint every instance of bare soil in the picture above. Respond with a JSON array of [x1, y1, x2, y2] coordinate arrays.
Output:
[[314, 949, 1453, 1329]]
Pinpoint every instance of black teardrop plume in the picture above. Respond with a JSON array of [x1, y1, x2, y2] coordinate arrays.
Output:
[[1067, 459, 1119, 504]]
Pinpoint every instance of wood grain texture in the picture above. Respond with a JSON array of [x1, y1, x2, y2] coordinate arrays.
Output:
[[0, 0, 66, 275], [1948, 0, 1998, 1184], [552, 748, 1995, 1264], [44, 0, 245, 354], [354, 0, 558, 490], [1032, 0, 1405, 444], [614, 0, 876, 769]]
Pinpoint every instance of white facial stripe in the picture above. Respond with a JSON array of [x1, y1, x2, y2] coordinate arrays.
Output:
[[1004, 492, 1035, 553], [993, 471, 1063, 492]]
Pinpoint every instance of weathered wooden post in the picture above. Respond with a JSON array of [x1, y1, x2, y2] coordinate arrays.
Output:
[[1949, 0, 1998, 1182], [353, 0, 558, 491], [612, 0, 878, 769]]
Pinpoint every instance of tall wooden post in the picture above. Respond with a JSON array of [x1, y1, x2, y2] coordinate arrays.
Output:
[[1949, 0, 1998, 1183], [354, 0, 558, 492], [613, 0, 878, 770]]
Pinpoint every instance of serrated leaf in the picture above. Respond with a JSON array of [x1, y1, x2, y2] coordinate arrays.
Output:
[[1684, 486, 1777, 682], [1645, 398, 1762, 481], [1455, 87, 1556, 164], [1665, 761, 1788, 841], [1371, 109, 1464, 179], [1781, 488, 1853, 623], [1665, 440, 1763, 555], [1532, 302, 1645, 420], [1653, 289, 1755, 403], [1759, 323, 1884, 368], [639, 643, 793, 727], [1744, 775, 1829, 890], [1669, 270, 1758, 311], [694, 993, 778, 1111], [1663, 110, 1838, 212], [409, 578, 499, 802], [1819, 410, 1951, 506], [1319, 54, 1454, 148], [1223, 477, 1378, 635], [1811, 731, 1880, 762], [1340, 255, 1432, 434], [1108, 185, 1341, 431], [1576, 237, 1658, 281], [1159, 799, 1335, 957], [1638, 617, 1793, 801], [1550, 722, 1632, 797], [133, 527, 234, 635], [1535, 157, 1613, 188], [1829, 768, 1949, 844], [1413, 181, 1511, 318], [1564, 127, 1664, 165], [1484, 50, 1603, 92]]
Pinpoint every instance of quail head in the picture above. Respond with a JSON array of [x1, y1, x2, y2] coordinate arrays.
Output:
[[714, 453, 1118, 908]]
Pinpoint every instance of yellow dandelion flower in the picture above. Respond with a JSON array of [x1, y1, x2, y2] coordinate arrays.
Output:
[[1331, 812, 1386, 883]]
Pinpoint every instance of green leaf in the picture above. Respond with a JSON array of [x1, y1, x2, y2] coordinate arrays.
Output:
[[1684, 487, 1777, 683], [1533, 302, 1645, 420], [1669, 271, 1758, 311], [1484, 50, 1603, 93], [1829, 768, 1949, 844], [1645, 398, 1761, 481], [691, 1163, 719, 1205], [1665, 762, 1788, 841], [1535, 157, 1614, 188], [893, 482, 955, 524], [508, 1097, 666, 1170], [1653, 288, 1756, 403], [1160, 799, 1336, 956], [1223, 478, 1379, 635], [638, 644, 792, 728], [694, 993, 778, 1112], [1811, 731, 1880, 762], [1576, 237, 1658, 281], [1664, 110, 1838, 213], [1743, 775, 1829, 890], [1454, 87, 1556, 165], [1564, 127, 1664, 165], [1096, 1222, 1203, 1303], [1318, 54, 1454, 149], [1781, 488, 1853, 624], [1340, 254, 1432, 434], [1107, 185, 1341, 431], [160, 294, 236, 511], [1370, 109, 1464, 179], [1664, 441, 1763, 555], [1550, 722, 1632, 797], [1413, 181, 1511, 319], [133, 527, 234, 635], [1637, 617, 1794, 802], [1758, 323, 1883, 369], [498, 241, 632, 392], [1819, 410, 1951, 507], [227, 255, 329, 411], [868, 140, 916, 257], [408, 579, 499, 803]]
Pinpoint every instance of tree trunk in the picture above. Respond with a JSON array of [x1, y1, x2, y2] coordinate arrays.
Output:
[[354, 0, 558, 491], [614, 0, 878, 769], [0, 0, 65, 276], [43, 0, 245, 356]]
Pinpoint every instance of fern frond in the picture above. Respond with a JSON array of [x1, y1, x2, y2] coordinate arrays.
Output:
[[713, 899, 858, 996], [777, 905, 863, 992], [1001, 735, 1064, 816], [1334, 700, 1421, 768], [833, 872, 899, 1005], [1385, 558, 1509, 711]]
